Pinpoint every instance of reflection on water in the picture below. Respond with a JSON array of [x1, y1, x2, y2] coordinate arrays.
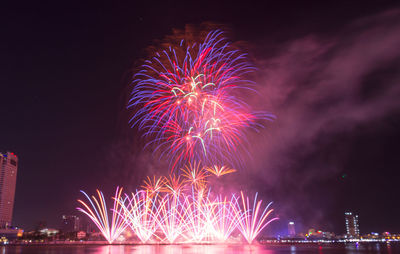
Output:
[[2, 243, 399, 254], [54, 245, 270, 254]]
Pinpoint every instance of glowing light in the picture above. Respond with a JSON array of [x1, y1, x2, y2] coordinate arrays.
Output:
[[76, 187, 128, 244]]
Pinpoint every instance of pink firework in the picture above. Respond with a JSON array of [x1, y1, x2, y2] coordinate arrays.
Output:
[[129, 30, 273, 170]]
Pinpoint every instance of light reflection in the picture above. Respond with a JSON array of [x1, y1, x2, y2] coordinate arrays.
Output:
[[98, 245, 128, 254], [387, 243, 392, 254], [1, 243, 399, 254], [95, 244, 267, 254]]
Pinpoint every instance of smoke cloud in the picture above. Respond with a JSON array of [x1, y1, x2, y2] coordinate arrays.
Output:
[[248, 9, 400, 233]]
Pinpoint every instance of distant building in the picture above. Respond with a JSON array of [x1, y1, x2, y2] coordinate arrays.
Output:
[[77, 231, 86, 239], [345, 212, 360, 238], [306, 228, 335, 240], [39, 228, 59, 237], [321, 231, 335, 239], [288, 221, 296, 236], [61, 215, 80, 232], [0, 152, 18, 228]]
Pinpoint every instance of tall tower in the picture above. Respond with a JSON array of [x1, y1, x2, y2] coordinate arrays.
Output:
[[0, 152, 18, 228], [344, 212, 360, 238], [288, 221, 296, 236]]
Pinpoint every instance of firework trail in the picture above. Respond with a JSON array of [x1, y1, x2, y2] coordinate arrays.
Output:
[[156, 194, 186, 243], [76, 187, 128, 244], [236, 192, 279, 244], [120, 190, 161, 243], [129, 30, 274, 170], [209, 195, 242, 242], [79, 184, 277, 244]]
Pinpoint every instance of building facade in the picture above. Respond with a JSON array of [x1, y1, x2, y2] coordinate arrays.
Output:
[[61, 215, 80, 232], [345, 212, 360, 238], [0, 152, 18, 228]]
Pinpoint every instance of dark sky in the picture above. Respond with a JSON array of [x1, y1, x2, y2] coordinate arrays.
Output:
[[2, 0, 400, 235]]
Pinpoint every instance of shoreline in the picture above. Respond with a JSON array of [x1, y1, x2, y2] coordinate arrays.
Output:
[[4, 240, 399, 246]]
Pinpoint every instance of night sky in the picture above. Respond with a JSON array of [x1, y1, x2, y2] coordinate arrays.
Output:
[[2, 0, 400, 235]]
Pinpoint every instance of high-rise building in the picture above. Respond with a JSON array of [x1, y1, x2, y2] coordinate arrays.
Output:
[[288, 221, 296, 236], [0, 152, 18, 228], [345, 212, 360, 238], [61, 215, 80, 232]]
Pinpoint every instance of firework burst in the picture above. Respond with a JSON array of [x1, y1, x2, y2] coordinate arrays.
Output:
[[181, 161, 208, 190], [205, 165, 236, 177], [142, 176, 166, 196], [129, 30, 273, 170], [164, 174, 186, 196]]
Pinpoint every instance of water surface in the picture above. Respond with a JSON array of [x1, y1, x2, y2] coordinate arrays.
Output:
[[2, 243, 399, 254]]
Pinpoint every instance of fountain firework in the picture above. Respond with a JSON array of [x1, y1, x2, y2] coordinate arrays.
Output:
[[77, 166, 277, 244], [76, 187, 128, 244]]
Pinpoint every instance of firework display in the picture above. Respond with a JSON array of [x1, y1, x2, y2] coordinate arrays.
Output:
[[77, 187, 128, 244], [77, 166, 278, 244], [128, 30, 273, 170], [77, 30, 277, 244]]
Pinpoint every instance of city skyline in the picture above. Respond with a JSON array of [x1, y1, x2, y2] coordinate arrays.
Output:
[[2, 0, 400, 235], [0, 149, 394, 238]]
